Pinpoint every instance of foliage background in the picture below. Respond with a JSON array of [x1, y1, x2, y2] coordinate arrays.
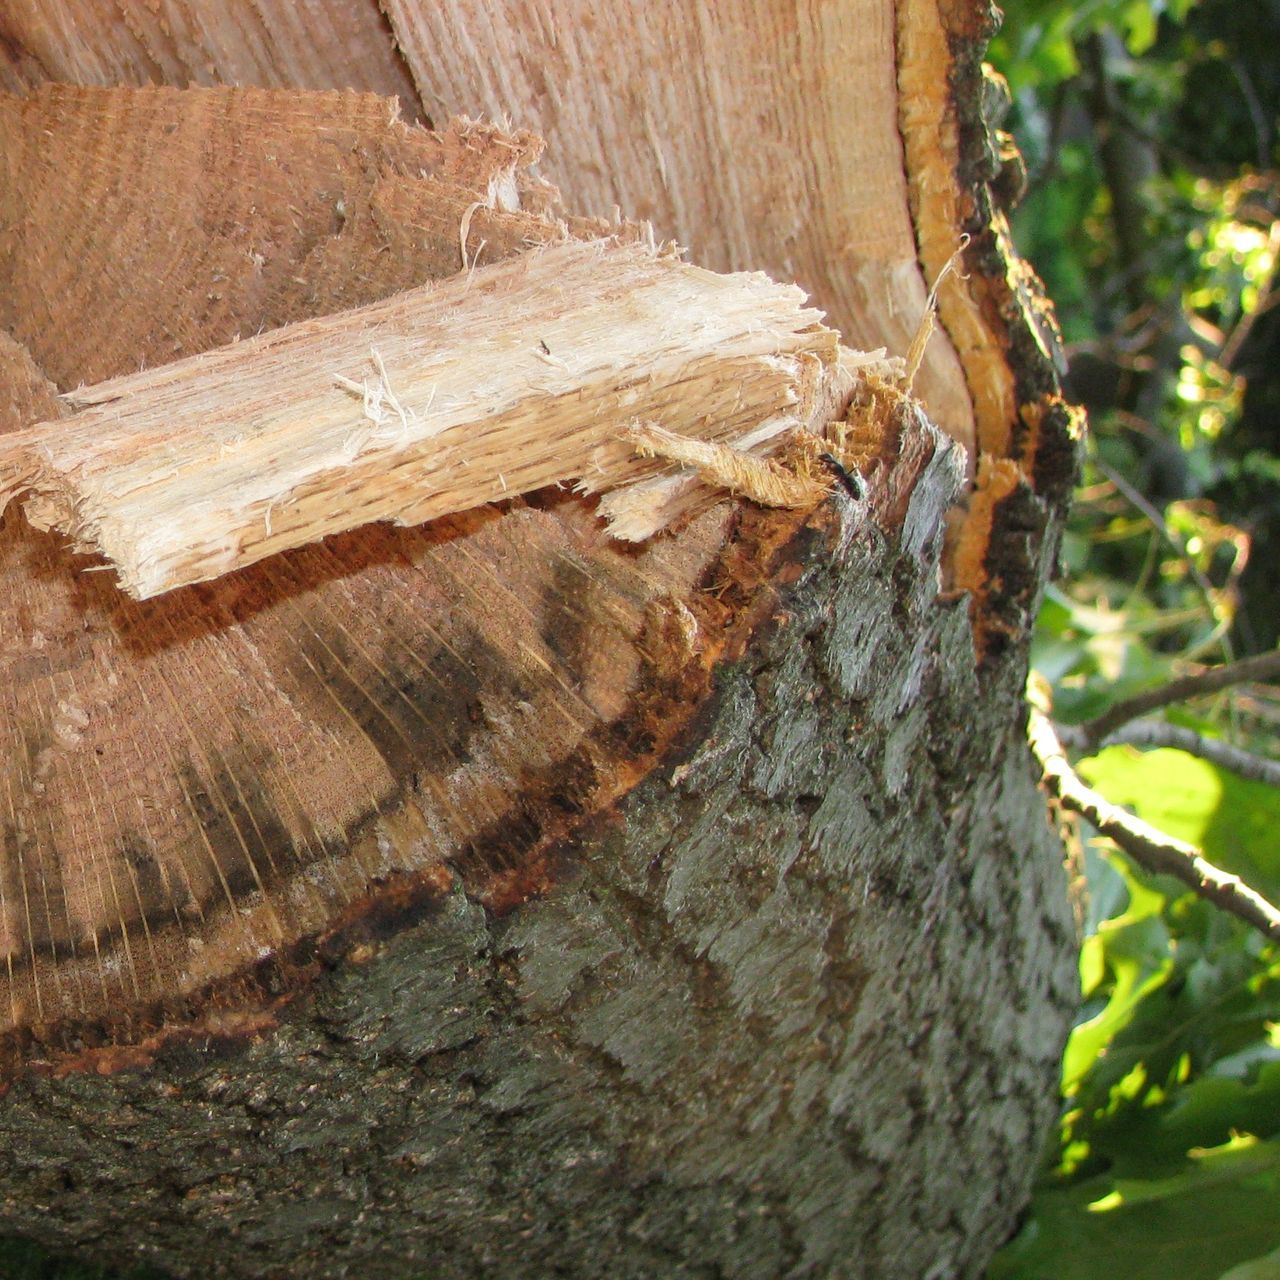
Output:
[[987, 1, 1280, 1276], [2, 1, 1278, 1276]]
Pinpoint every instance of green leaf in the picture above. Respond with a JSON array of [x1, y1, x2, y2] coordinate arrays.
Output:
[[990, 1137, 1280, 1280], [1064, 917, 1171, 1093], [1079, 746, 1280, 902], [1216, 1244, 1280, 1280], [1078, 746, 1221, 848], [1120, 2, 1158, 53], [1203, 769, 1280, 905]]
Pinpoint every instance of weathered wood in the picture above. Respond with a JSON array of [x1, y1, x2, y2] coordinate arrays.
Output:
[[0, 239, 854, 598]]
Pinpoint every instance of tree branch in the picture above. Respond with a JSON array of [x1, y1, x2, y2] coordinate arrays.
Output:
[[1092, 453, 1223, 617], [1079, 29, 1160, 314], [1092, 719, 1280, 787], [1029, 708, 1280, 944], [1080, 651, 1280, 747]]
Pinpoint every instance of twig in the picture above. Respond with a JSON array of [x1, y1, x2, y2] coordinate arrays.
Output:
[[1092, 453, 1224, 623], [1227, 57, 1272, 172], [1090, 719, 1280, 788], [1080, 651, 1280, 747], [1029, 708, 1280, 944]]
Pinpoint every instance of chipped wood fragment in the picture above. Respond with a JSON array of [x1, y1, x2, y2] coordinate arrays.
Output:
[[624, 421, 832, 510], [0, 239, 859, 599]]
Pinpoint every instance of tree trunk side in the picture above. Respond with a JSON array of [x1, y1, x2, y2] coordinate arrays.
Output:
[[1, 417, 1078, 1280]]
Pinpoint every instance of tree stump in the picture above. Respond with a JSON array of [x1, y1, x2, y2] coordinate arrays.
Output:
[[0, 5, 1081, 1278]]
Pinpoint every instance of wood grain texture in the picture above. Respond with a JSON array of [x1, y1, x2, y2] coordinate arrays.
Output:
[[0, 4, 1087, 1269], [0, 488, 737, 1043], [0, 86, 751, 1041], [899, 0, 1016, 456], [0, 85, 560, 389], [377, 0, 980, 453], [0, 0, 420, 108], [0, 240, 846, 597], [0, 331, 63, 435]]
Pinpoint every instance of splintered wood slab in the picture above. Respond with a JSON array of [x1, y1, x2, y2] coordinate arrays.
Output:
[[377, 0, 982, 451], [0, 240, 844, 598], [0, 24, 1085, 1276], [0, 84, 862, 601]]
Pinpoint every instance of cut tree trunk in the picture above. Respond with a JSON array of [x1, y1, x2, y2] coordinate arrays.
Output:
[[0, 5, 1081, 1279]]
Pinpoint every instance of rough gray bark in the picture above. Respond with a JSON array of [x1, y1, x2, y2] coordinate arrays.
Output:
[[0, 418, 1077, 1279]]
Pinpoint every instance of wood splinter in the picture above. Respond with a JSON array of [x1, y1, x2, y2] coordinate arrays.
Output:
[[625, 420, 833, 509], [0, 237, 870, 599]]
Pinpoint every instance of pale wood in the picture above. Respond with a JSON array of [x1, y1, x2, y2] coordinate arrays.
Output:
[[377, 0, 980, 455], [0, 240, 850, 599], [0, 0, 982, 452], [0, 0, 420, 108]]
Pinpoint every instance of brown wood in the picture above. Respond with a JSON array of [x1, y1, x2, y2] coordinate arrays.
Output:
[[0, 0, 420, 107], [0, 4, 1082, 1278], [0, 88, 554, 388]]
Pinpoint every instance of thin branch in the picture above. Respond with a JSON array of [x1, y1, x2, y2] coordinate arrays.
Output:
[[1227, 57, 1273, 172], [1080, 651, 1280, 747], [1029, 708, 1280, 944], [1096, 719, 1280, 787], [1092, 453, 1224, 621]]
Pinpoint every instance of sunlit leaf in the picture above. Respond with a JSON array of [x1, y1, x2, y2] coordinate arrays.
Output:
[[1078, 747, 1221, 848], [1080, 746, 1280, 901]]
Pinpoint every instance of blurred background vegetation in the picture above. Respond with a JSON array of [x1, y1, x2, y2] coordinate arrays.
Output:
[[4, 1, 1278, 1276], [987, 1, 1280, 1276]]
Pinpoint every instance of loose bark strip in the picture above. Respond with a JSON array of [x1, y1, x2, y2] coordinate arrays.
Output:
[[626, 422, 833, 508], [0, 239, 850, 598], [1030, 708, 1280, 943]]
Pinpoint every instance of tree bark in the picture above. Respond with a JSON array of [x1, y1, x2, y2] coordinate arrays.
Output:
[[2, 431, 1078, 1280], [0, 3, 1082, 1277]]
